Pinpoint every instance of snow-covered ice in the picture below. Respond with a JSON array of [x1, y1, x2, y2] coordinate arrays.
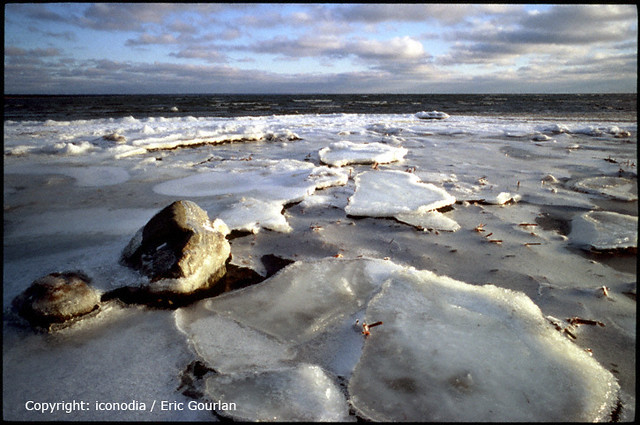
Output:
[[345, 170, 458, 230], [318, 140, 407, 166], [153, 159, 350, 233], [346, 170, 456, 217]]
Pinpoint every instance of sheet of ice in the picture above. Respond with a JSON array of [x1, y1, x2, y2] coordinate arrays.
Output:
[[3, 306, 212, 421], [154, 159, 316, 200], [345, 170, 456, 217], [4, 110, 636, 421], [395, 210, 461, 232], [318, 141, 407, 166], [570, 211, 638, 251], [366, 123, 404, 136], [348, 266, 620, 422], [175, 258, 620, 422], [174, 309, 295, 373], [154, 159, 349, 233], [219, 197, 292, 233], [572, 176, 638, 201], [195, 259, 401, 344], [204, 364, 353, 422], [4, 207, 157, 238], [4, 164, 130, 187], [306, 166, 350, 189]]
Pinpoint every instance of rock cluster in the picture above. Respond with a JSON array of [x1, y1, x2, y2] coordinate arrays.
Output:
[[13, 200, 235, 330]]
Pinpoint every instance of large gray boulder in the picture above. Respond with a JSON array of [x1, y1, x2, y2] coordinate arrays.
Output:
[[120, 200, 231, 295], [13, 271, 101, 328]]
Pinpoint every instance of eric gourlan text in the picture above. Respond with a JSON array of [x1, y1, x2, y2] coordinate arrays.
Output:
[[161, 400, 237, 411], [25, 399, 236, 414]]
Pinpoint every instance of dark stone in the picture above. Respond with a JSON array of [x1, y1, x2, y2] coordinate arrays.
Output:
[[120, 200, 231, 295], [13, 271, 101, 328]]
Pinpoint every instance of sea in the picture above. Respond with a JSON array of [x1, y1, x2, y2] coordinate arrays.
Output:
[[4, 93, 638, 122], [3, 92, 637, 421]]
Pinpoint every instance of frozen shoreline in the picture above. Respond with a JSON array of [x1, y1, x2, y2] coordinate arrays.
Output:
[[3, 110, 637, 421]]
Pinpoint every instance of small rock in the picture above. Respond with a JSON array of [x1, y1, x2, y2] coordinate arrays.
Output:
[[103, 132, 126, 143], [120, 200, 231, 295], [13, 271, 101, 328]]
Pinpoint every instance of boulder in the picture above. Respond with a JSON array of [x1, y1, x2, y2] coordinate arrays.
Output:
[[13, 271, 101, 328], [121, 200, 231, 295]]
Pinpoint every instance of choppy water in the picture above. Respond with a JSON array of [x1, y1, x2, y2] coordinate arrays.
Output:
[[4, 93, 637, 122]]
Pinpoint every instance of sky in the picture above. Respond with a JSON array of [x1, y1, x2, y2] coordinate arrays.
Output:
[[3, 3, 638, 94]]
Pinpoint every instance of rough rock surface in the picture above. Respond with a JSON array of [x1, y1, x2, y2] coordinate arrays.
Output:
[[13, 271, 101, 328], [120, 200, 231, 294]]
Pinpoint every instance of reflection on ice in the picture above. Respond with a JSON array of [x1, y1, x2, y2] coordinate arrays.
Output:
[[195, 259, 396, 344]]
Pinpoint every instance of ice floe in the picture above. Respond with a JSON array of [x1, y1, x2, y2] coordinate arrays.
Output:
[[348, 264, 620, 421], [570, 211, 638, 251], [346, 170, 456, 216], [345, 170, 458, 230], [175, 310, 294, 373], [154, 159, 350, 233], [175, 258, 620, 422], [205, 364, 353, 422], [394, 210, 461, 232], [572, 176, 638, 201], [318, 141, 407, 167]]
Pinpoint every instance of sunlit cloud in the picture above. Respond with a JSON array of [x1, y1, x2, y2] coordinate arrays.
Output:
[[4, 3, 637, 94]]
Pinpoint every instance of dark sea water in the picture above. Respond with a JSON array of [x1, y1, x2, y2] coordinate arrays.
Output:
[[4, 93, 637, 122]]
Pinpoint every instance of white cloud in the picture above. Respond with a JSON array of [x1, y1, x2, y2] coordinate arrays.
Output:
[[3, 3, 637, 94], [349, 36, 426, 61]]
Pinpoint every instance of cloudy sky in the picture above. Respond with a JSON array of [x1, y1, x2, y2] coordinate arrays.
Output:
[[4, 3, 637, 94]]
